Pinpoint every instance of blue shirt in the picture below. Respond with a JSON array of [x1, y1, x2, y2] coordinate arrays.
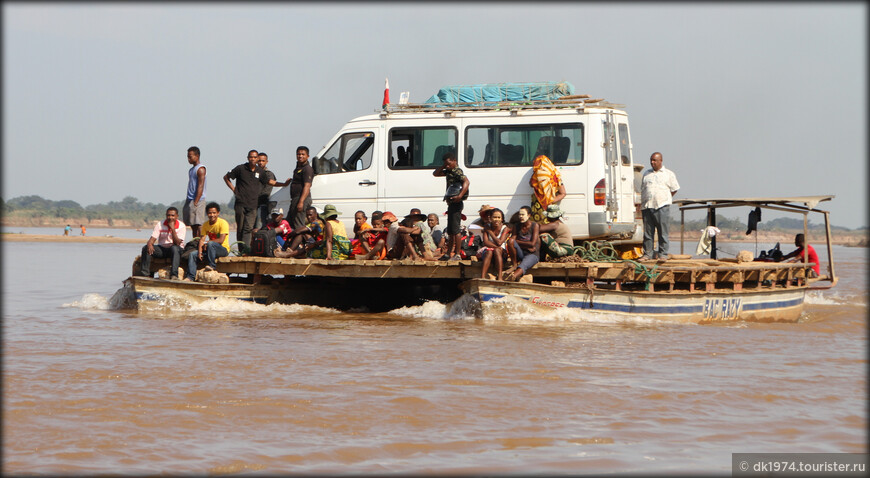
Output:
[[186, 163, 207, 201]]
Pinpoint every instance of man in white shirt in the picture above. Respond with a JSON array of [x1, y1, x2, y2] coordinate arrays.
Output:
[[137, 207, 187, 280], [641, 152, 680, 260]]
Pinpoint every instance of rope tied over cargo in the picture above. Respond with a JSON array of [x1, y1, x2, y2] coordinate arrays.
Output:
[[567, 241, 661, 281]]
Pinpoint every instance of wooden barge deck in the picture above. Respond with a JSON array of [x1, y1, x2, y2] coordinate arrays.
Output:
[[213, 256, 824, 291]]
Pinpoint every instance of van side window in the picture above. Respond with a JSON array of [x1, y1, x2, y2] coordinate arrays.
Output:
[[313, 132, 375, 174], [618, 123, 631, 165], [389, 127, 457, 169], [465, 124, 583, 167]]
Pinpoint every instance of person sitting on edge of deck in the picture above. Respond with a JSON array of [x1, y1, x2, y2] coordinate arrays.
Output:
[[306, 204, 350, 260], [276, 206, 323, 258], [185, 202, 229, 282], [477, 208, 510, 280], [780, 233, 820, 277], [427, 213, 446, 256], [382, 211, 403, 259], [505, 206, 540, 282], [362, 212, 389, 260], [137, 207, 187, 280], [264, 207, 292, 248], [395, 210, 437, 261], [349, 210, 372, 259], [538, 204, 577, 259]]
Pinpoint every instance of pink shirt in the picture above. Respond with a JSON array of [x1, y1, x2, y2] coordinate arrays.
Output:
[[151, 219, 187, 246]]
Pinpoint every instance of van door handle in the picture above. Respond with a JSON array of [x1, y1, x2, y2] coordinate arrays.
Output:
[[359, 180, 376, 186]]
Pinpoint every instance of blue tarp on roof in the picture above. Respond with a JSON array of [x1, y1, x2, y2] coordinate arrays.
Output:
[[425, 81, 574, 104]]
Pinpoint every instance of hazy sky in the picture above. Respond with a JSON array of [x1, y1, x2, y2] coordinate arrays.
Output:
[[3, 2, 866, 228]]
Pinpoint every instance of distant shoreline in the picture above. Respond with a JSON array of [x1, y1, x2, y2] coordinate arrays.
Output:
[[1, 233, 142, 244]]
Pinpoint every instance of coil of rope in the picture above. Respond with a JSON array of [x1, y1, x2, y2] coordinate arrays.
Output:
[[569, 241, 660, 282]]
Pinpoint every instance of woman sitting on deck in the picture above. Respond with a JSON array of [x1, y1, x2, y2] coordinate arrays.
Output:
[[505, 206, 540, 282], [477, 208, 511, 279], [308, 204, 351, 260]]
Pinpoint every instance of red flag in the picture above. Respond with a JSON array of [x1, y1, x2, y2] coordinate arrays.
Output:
[[382, 78, 390, 108]]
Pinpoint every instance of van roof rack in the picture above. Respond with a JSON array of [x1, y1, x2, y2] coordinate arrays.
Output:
[[381, 96, 625, 114]]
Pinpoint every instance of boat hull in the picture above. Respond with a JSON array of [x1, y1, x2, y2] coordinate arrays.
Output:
[[125, 276, 281, 306], [460, 279, 807, 324]]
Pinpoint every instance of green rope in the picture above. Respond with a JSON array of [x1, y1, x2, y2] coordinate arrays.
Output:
[[571, 241, 660, 281], [230, 241, 249, 257]]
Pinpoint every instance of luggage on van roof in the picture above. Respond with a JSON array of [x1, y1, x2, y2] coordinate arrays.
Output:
[[425, 81, 575, 104]]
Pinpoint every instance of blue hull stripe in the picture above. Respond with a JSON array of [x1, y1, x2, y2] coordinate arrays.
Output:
[[478, 292, 802, 315]]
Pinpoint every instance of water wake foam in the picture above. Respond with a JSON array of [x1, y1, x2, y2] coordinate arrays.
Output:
[[806, 290, 867, 306], [66, 284, 341, 316], [388, 293, 671, 325]]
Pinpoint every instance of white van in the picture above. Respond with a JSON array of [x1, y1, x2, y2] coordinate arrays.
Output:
[[273, 85, 639, 244]]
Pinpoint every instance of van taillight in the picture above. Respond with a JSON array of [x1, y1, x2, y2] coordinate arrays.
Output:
[[594, 179, 606, 205]]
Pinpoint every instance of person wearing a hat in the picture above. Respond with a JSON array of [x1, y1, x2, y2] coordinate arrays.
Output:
[[359, 212, 389, 260], [263, 207, 293, 248], [394, 209, 437, 261], [467, 204, 495, 239], [308, 204, 350, 260], [379, 211, 401, 257], [538, 204, 577, 259]]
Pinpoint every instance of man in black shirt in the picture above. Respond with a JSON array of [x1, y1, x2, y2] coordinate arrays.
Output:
[[289, 146, 314, 230], [253, 152, 277, 231], [224, 149, 288, 248]]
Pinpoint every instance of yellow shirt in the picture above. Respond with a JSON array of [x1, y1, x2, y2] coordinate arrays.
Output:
[[201, 217, 230, 253]]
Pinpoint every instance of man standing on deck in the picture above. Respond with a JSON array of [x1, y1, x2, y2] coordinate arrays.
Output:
[[640, 152, 680, 261], [288, 146, 314, 230], [183, 146, 206, 239], [253, 152, 277, 231], [224, 150, 289, 249]]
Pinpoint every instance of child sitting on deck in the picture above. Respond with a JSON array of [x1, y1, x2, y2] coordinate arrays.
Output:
[[362, 212, 391, 260], [349, 210, 373, 259]]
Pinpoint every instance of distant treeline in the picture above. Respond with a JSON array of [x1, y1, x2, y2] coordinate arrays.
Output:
[[1, 195, 237, 226], [677, 213, 857, 233], [0, 195, 864, 232]]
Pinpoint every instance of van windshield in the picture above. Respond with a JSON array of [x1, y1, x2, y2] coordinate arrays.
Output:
[[465, 123, 583, 167]]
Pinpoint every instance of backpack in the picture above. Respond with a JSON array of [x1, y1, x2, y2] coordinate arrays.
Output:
[[459, 234, 482, 259], [250, 228, 278, 257]]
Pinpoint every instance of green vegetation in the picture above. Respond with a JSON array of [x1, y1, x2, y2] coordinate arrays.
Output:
[[677, 213, 857, 233], [1, 195, 236, 226]]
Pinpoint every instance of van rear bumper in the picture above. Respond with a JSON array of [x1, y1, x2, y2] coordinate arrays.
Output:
[[588, 213, 636, 239]]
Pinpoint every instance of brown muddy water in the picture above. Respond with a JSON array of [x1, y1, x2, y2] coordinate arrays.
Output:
[[2, 238, 866, 474]]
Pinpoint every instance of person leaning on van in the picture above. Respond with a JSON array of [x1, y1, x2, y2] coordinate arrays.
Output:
[[640, 152, 680, 261], [288, 146, 314, 230]]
